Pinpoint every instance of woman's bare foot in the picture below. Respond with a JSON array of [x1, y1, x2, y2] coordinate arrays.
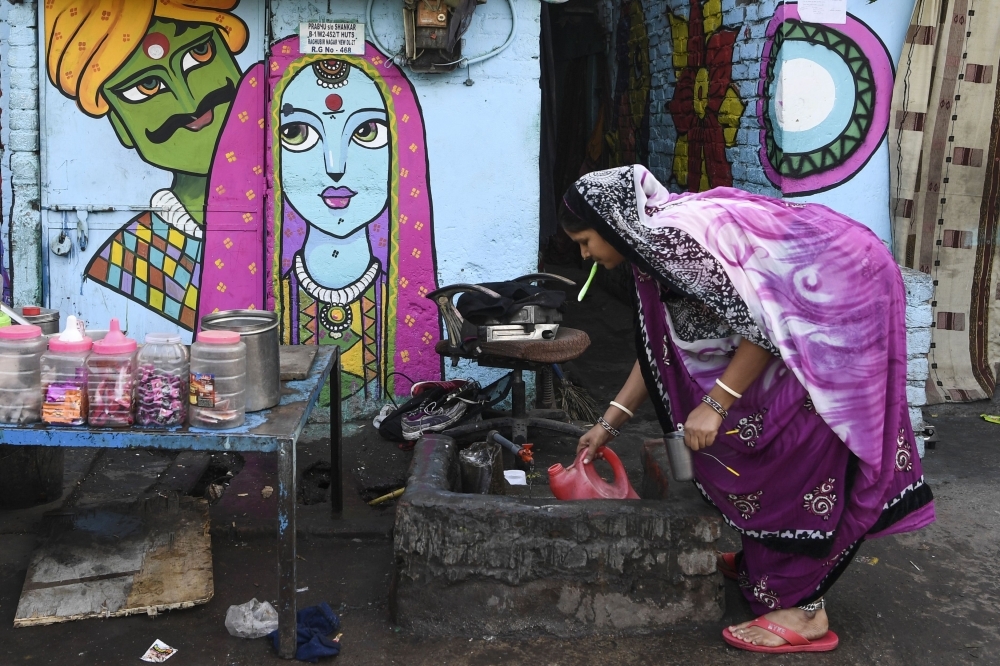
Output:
[[728, 607, 829, 647]]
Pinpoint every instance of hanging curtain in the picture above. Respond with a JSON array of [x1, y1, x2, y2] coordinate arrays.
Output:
[[890, 0, 1000, 403]]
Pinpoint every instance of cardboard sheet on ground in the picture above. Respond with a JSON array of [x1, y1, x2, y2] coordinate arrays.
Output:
[[14, 495, 213, 626]]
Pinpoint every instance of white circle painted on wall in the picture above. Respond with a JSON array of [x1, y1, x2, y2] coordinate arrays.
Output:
[[775, 58, 837, 133]]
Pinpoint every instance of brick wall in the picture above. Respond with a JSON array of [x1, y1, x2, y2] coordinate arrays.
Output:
[[603, 0, 781, 196], [0, 0, 41, 307]]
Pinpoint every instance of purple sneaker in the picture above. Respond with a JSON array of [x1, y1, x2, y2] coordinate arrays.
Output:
[[410, 379, 469, 397], [400, 400, 467, 440]]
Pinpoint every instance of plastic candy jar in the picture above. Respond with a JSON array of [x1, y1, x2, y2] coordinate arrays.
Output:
[[40, 315, 92, 426], [86, 319, 137, 427], [136, 333, 189, 427], [189, 330, 246, 429], [0, 324, 47, 424]]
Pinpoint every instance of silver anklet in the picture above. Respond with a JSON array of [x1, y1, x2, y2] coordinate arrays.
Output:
[[798, 597, 825, 613]]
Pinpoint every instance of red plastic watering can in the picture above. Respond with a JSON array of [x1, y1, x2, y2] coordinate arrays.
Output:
[[548, 446, 640, 500]]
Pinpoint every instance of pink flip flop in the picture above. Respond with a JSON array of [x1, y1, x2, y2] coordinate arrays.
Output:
[[723, 617, 839, 653]]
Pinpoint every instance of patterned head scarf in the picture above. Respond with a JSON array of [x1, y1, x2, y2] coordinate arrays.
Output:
[[45, 0, 248, 117]]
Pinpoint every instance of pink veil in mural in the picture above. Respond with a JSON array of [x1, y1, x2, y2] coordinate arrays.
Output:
[[199, 63, 267, 318]]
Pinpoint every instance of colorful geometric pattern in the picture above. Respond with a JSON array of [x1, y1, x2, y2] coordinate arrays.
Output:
[[85, 211, 201, 329], [757, 6, 894, 195], [762, 21, 876, 180]]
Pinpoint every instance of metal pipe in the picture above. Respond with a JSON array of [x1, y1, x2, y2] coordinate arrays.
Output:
[[487, 429, 520, 455]]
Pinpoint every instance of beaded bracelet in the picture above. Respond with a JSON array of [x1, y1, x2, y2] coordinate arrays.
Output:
[[597, 416, 621, 438], [701, 394, 729, 420]]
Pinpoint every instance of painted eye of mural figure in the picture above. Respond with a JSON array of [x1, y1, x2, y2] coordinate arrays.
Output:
[[118, 76, 170, 103], [351, 120, 389, 149], [280, 122, 322, 152], [181, 39, 216, 73]]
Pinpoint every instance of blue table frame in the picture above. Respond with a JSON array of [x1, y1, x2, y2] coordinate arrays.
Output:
[[0, 346, 341, 659]]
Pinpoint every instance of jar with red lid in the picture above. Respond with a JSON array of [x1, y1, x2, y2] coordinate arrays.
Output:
[[86, 319, 137, 427], [0, 324, 47, 424], [189, 330, 246, 429]]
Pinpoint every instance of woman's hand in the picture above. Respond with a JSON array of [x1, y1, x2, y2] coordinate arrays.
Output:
[[577, 424, 614, 464], [683, 403, 724, 451]]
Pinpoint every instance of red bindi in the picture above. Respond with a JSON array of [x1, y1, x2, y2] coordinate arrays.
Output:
[[142, 33, 169, 60], [325, 94, 343, 112]]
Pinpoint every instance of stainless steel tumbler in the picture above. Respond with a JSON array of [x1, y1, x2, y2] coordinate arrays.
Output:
[[664, 430, 694, 481]]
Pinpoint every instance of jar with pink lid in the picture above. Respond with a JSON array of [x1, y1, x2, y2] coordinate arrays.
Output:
[[189, 330, 246, 429], [40, 315, 93, 426], [86, 319, 137, 427], [0, 324, 47, 424]]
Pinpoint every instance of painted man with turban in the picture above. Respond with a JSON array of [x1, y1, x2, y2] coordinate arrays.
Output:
[[45, 0, 254, 329]]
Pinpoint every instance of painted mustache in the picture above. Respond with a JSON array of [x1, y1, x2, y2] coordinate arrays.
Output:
[[320, 187, 357, 210], [145, 79, 237, 145]]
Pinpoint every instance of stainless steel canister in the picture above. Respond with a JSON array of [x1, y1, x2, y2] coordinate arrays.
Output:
[[664, 430, 694, 482], [20, 307, 60, 335], [200, 310, 280, 412]]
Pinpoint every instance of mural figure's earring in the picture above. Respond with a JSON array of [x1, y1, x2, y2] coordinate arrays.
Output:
[[314, 60, 350, 89]]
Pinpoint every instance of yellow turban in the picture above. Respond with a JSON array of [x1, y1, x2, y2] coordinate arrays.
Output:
[[45, 0, 248, 117]]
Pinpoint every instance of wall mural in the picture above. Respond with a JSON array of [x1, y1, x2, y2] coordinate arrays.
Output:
[[268, 38, 439, 399], [46, 0, 258, 330], [757, 4, 894, 195], [606, 0, 651, 167], [666, 0, 744, 192], [42, 0, 439, 401]]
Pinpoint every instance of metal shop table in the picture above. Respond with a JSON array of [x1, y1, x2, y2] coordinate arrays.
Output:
[[0, 346, 342, 659]]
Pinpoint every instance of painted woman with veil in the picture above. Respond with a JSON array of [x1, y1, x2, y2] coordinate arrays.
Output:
[[262, 38, 440, 401]]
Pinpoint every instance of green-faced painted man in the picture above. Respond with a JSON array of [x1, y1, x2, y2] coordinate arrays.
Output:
[[46, 0, 251, 329]]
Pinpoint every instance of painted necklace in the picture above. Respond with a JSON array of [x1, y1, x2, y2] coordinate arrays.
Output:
[[293, 254, 380, 334]]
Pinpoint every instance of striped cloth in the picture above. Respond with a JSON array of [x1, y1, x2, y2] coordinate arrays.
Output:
[[890, 0, 1000, 403]]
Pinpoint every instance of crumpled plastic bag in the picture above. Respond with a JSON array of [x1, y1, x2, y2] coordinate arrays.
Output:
[[226, 598, 279, 638]]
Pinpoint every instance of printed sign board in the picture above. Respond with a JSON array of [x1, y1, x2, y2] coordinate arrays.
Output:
[[299, 22, 366, 55]]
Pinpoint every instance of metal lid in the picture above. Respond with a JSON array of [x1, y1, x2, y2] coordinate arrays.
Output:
[[201, 309, 278, 334]]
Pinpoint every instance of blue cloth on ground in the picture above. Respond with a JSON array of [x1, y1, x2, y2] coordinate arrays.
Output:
[[268, 602, 341, 662]]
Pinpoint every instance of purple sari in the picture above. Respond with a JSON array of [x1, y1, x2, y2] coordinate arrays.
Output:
[[565, 166, 934, 614]]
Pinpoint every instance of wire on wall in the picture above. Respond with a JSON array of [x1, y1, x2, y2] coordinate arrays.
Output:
[[365, 0, 518, 68]]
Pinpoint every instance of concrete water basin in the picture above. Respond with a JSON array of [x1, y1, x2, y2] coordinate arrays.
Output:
[[390, 433, 724, 637]]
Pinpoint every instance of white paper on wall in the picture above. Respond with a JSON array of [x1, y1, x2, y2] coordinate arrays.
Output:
[[797, 0, 847, 24]]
